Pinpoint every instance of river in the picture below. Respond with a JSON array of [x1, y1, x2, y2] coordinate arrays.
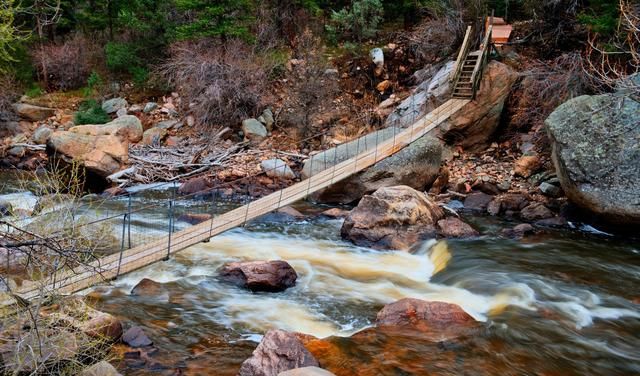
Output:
[[1, 172, 639, 375]]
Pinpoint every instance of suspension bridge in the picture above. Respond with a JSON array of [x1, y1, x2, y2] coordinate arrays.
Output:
[[2, 24, 493, 307]]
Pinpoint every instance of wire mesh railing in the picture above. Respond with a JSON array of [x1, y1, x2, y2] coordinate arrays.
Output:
[[3, 97, 470, 305]]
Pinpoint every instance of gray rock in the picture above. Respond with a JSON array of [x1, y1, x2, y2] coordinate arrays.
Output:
[[7, 146, 25, 157], [239, 330, 319, 376], [33, 125, 53, 144], [385, 61, 453, 128], [242, 118, 267, 142], [323, 69, 339, 76], [370, 48, 384, 67], [539, 182, 561, 197], [0, 121, 27, 138], [278, 367, 336, 376], [0, 200, 12, 217], [116, 107, 127, 117], [307, 132, 442, 205], [261, 159, 295, 179], [155, 120, 180, 129], [545, 93, 640, 225], [143, 102, 158, 113], [12, 103, 55, 121], [101, 97, 128, 114], [79, 361, 122, 376], [142, 127, 167, 145], [258, 108, 275, 131], [128, 104, 143, 113], [122, 326, 153, 348]]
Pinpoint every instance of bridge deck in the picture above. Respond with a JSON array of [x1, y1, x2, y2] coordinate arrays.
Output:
[[5, 98, 469, 305]]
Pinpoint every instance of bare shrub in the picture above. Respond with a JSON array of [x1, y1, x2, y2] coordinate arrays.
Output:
[[403, 12, 466, 64], [279, 30, 339, 144], [506, 53, 589, 134], [584, 0, 639, 94], [31, 34, 101, 91], [0, 73, 18, 121], [159, 39, 270, 129]]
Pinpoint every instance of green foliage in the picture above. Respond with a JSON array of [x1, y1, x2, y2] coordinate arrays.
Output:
[[105, 42, 140, 72], [74, 99, 110, 125], [81, 70, 102, 97], [172, 0, 255, 41], [130, 66, 149, 87], [25, 85, 44, 97], [326, 0, 384, 42], [578, 0, 620, 35], [0, 0, 26, 72]]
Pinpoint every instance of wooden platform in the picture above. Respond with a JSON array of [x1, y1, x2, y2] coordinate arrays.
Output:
[[3, 98, 470, 306]]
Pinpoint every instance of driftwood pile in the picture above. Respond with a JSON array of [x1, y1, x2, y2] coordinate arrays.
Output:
[[108, 139, 247, 186]]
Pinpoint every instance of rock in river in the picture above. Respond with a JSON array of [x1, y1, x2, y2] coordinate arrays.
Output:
[[341, 185, 444, 251], [219, 260, 298, 292], [239, 329, 319, 376], [545, 92, 640, 226], [376, 298, 475, 330]]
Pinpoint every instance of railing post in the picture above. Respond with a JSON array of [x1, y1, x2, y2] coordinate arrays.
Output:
[[166, 182, 176, 260], [116, 212, 127, 278], [127, 193, 132, 249]]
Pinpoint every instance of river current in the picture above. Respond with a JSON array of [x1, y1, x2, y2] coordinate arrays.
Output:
[[1, 173, 639, 375]]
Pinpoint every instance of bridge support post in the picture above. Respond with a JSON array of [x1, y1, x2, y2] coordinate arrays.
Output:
[[116, 212, 127, 278], [166, 182, 176, 260]]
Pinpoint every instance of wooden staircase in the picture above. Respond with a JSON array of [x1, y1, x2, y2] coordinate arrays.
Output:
[[452, 51, 480, 99], [449, 24, 493, 100]]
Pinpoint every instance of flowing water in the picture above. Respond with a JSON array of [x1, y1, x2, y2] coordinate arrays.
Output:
[[1, 173, 640, 375]]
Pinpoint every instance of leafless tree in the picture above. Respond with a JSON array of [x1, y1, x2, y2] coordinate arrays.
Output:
[[584, 0, 639, 94]]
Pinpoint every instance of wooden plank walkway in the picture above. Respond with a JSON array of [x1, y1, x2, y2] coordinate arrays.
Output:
[[7, 98, 469, 304]]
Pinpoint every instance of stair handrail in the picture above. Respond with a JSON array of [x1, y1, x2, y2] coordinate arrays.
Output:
[[449, 25, 473, 84], [470, 24, 493, 99]]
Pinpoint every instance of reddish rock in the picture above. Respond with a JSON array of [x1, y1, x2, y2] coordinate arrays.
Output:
[[239, 329, 319, 376], [178, 176, 212, 196], [277, 206, 305, 219], [320, 208, 350, 218], [520, 202, 554, 221], [497, 194, 528, 212], [514, 155, 541, 178], [463, 192, 493, 211], [341, 186, 444, 251], [376, 298, 475, 330], [219, 260, 297, 292], [428, 166, 449, 195], [501, 223, 534, 238], [130, 278, 168, 298], [436, 217, 479, 238], [487, 200, 501, 216], [177, 213, 212, 225]]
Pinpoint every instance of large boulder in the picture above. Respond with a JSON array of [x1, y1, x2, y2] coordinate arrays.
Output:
[[384, 62, 454, 127], [69, 115, 143, 143], [341, 185, 444, 250], [47, 131, 128, 178], [12, 103, 55, 121], [239, 329, 319, 376], [545, 93, 640, 226], [440, 61, 518, 150], [308, 134, 443, 204], [376, 298, 475, 330], [219, 260, 298, 292]]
